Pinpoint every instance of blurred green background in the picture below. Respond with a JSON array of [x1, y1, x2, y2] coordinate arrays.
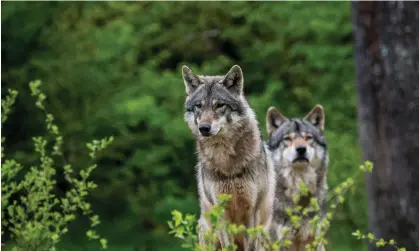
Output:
[[1, 2, 367, 251]]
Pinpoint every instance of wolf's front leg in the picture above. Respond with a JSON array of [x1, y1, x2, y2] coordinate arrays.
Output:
[[198, 216, 208, 245], [218, 216, 233, 249], [198, 216, 221, 250], [247, 210, 267, 251], [247, 237, 260, 251], [274, 223, 294, 251]]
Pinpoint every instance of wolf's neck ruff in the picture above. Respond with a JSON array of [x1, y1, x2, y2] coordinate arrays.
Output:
[[279, 164, 318, 199], [197, 112, 262, 178]]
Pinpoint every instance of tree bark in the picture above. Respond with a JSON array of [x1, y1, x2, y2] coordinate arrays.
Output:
[[351, 2, 419, 251]]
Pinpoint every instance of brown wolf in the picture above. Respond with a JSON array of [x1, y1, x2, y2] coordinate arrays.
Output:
[[266, 105, 328, 251], [182, 65, 275, 251]]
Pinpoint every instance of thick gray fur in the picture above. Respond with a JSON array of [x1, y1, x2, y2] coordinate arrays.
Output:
[[182, 65, 275, 251], [266, 105, 328, 251]]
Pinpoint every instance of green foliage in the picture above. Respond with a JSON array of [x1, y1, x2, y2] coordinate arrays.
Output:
[[168, 194, 275, 251], [2, 2, 363, 250], [352, 230, 406, 251], [169, 162, 376, 251], [1, 81, 111, 250], [1, 89, 18, 124]]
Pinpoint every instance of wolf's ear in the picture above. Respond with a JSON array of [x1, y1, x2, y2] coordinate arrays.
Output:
[[266, 106, 288, 136], [182, 65, 201, 95], [304, 104, 325, 132], [222, 65, 244, 96]]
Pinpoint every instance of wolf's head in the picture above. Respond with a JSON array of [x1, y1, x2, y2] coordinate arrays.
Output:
[[266, 105, 328, 170], [182, 65, 253, 139]]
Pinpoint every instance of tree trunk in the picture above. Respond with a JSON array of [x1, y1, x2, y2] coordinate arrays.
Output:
[[351, 2, 419, 251]]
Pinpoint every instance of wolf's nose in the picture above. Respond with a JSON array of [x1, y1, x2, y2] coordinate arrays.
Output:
[[296, 146, 307, 155], [198, 124, 211, 135]]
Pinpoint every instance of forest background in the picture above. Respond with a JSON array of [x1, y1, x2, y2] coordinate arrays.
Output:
[[1, 2, 365, 251]]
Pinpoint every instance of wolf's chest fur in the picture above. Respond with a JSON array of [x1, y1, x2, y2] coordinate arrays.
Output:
[[218, 177, 255, 225], [199, 132, 261, 176], [274, 165, 319, 242], [199, 138, 263, 226], [280, 165, 317, 199]]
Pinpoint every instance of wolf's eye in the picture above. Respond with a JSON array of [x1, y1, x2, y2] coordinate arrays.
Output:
[[306, 135, 313, 141], [283, 136, 292, 142], [195, 104, 202, 109], [216, 103, 225, 109]]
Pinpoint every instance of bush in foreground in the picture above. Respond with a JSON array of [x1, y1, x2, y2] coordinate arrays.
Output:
[[1, 81, 112, 251], [168, 161, 406, 251]]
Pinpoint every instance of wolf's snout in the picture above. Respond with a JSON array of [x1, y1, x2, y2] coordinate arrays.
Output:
[[198, 124, 212, 136], [296, 145, 307, 156], [293, 145, 309, 165]]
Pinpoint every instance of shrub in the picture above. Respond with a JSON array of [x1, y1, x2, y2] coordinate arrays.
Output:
[[168, 161, 406, 251], [1, 81, 111, 251]]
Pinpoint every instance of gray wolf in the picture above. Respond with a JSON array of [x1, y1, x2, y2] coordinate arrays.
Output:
[[266, 105, 328, 251], [182, 65, 275, 251]]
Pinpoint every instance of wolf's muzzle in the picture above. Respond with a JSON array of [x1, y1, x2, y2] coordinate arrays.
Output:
[[293, 145, 309, 163], [296, 146, 306, 155], [198, 124, 212, 137]]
